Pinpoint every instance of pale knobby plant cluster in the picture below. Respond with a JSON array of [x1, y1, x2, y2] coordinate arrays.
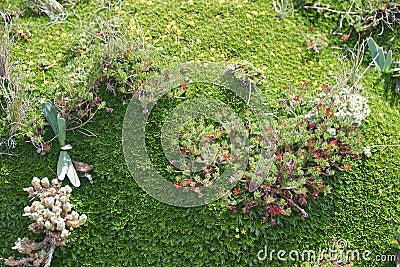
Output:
[[308, 39, 372, 156], [2, 177, 86, 267]]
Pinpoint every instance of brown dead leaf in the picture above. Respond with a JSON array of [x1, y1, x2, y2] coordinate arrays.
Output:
[[72, 160, 93, 173]]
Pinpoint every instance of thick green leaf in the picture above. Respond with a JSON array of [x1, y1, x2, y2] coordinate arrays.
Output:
[[66, 158, 80, 187], [57, 151, 80, 187], [384, 50, 392, 72], [377, 48, 385, 72], [367, 37, 378, 61], [57, 151, 69, 180], [42, 103, 59, 135], [57, 115, 67, 146]]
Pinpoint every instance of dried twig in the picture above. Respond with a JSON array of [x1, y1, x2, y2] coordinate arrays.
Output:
[[26, 0, 67, 21], [0, 12, 12, 80], [301, 1, 400, 35]]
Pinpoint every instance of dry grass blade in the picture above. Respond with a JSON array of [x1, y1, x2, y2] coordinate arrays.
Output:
[[0, 13, 12, 80], [334, 38, 367, 91], [0, 77, 32, 140], [302, 1, 400, 35], [272, 0, 294, 21], [27, 0, 67, 21], [0, 17, 34, 148]]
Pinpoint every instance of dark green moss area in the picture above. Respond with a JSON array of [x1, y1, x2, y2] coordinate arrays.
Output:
[[0, 0, 400, 266]]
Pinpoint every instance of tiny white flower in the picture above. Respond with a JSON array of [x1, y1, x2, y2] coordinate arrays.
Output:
[[327, 127, 336, 136], [363, 146, 372, 157], [44, 220, 52, 230]]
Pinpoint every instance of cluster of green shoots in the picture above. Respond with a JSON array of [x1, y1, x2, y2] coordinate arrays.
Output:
[[367, 37, 400, 94]]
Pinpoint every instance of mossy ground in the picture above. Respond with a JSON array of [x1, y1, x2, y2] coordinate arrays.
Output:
[[0, 0, 399, 266]]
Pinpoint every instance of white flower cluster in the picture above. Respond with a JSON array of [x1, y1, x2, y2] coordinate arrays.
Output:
[[309, 87, 370, 126], [331, 87, 370, 126], [23, 177, 87, 246]]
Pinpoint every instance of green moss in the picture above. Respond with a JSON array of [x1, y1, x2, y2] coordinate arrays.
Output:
[[0, 0, 399, 266]]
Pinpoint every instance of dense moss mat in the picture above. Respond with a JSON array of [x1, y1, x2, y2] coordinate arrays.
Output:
[[0, 0, 399, 266]]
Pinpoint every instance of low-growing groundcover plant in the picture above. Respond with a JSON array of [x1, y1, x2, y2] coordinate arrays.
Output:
[[225, 83, 369, 222], [163, 61, 371, 224]]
